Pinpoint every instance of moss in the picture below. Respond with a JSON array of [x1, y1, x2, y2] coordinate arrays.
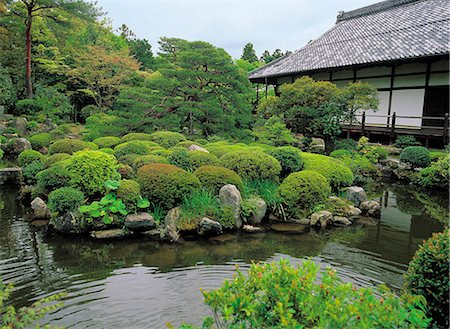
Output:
[[113, 140, 159, 158], [18, 150, 44, 167], [48, 138, 97, 155], [148, 131, 187, 148], [92, 136, 121, 149], [194, 165, 244, 193]]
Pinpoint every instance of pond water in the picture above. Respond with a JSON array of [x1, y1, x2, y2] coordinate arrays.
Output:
[[0, 182, 446, 328]]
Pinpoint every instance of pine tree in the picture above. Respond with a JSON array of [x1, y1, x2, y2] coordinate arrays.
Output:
[[241, 42, 258, 63]]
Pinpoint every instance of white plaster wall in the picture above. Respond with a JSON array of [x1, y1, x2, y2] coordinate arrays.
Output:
[[361, 91, 390, 126], [390, 89, 425, 127]]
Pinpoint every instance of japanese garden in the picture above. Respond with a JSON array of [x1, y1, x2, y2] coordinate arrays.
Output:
[[0, 0, 448, 328]]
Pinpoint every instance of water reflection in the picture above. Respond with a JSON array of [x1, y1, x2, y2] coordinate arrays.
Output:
[[0, 183, 446, 328]]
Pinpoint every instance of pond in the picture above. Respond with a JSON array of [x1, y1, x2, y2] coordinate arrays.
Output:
[[0, 182, 446, 328]]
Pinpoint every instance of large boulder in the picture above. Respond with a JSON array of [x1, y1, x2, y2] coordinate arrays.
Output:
[[51, 211, 86, 234], [360, 200, 381, 217], [245, 197, 267, 225], [310, 210, 333, 228], [346, 186, 367, 206], [346, 205, 362, 218], [160, 207, 180, 242], [219, 184, 242, 228], [90, 229, 127, 239], [14, 117, 28, 135], [12, 138, 32, 154], [30, 197, 50, 219], [125, 212, 156, 232], [188, 144, 209, 153], [198, 217, 222, 236], [308, 138, 325, 153], [332, 216, 352, 226]]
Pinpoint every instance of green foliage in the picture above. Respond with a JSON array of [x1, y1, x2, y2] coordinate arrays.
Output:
[[334, 138, 357, 151], [400, 146, 431, 168], [395, 135, 420, 149], [330, 150, 379, 184], [253, 116, 296, 146], [365, 146, 389, 163], [133, 154, 169, 169], [267, 146, 303, 178], [429, 151, 447, 162], [36, 160, 71, 194], [48, 138, 97, 155], [148, 131, 186, 148], [301, 152, 354, 190], [116, 179, 141, 207], [277, 170, 331, 218], [168, 149, 219, 171], [23, 161, 45, 185], [405, 230, 449, 328], [79, 193, 128, 225], [98, 148, 115, 155], [48, 187, 85, 214], [417, 156, 449, 189], [178, 189, 222, 230], [221, 150, 281, 181], [243, 179, 282, 209], [92, 136, 121, 149], [204, 142, 269, 158], [192, 259, 429, 329], [67, 150, 120, 196], [29, 132, 53, 149], [113, 140, 159, 158], [137, 163, 201, 209], [118, 154, 141, 166], [120, 133, 154, 143], [83, 113, 125, 140], [175, 140, 200, 148], [240, 42, 258, 63], [17, 150, 44, 167], [0, 65, 13, 105], [194, 165, 244, 194]]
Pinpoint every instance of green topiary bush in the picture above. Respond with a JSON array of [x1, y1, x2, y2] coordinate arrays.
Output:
[[194, 165, 244, 193], [416, 156, 449, 189], [137, 163, 201, 209], [133, 154, 169, 169], [66, 150, 120, 196], [48, 187, 85, 214], [118, 154, 141, 167], [120, 133, 154, 143], [48, 138, 97, 155], [22, 161, 44, 185], [18, 150, 44, 167], [405, 229, 449, 328], [148, 131, 187, 148], [98, 148, 115, 155], [43, 153, 71, 168], [168, 149, 219, 171], [113, 140, 159, 158], [36, 160, 71, 194], [277, 170, 331, 218], [301, 153, 354, 190], [330, 150, 379, 184], [395, 135, 420, 149], [329, 149, 353, 158], [366, 146, 389, 163], [116, 179, 141, 206], [267, 146, 303, 178], [92, 136, 121, 149], [400, 146, 431, 168], [334, 139, 357, 151], [220, 151, 281, 181], [29, 133, 52, 149], [430, 151, 447, 162], [176, 140, 200, 148]]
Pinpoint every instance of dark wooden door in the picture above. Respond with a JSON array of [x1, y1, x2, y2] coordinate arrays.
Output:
[[422, 86, 449, 127]]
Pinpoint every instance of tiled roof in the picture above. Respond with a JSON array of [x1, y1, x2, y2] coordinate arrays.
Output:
[[249, 0, 449, 81]]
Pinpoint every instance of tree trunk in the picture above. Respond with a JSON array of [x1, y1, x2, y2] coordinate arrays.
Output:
[[25, 7, 33, 98], [324, 136, 334, 155]]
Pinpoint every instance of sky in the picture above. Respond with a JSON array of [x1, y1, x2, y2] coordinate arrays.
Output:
[[96, 0, 381, 59]]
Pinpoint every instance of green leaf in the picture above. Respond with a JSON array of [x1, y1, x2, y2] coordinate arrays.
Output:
[[102, 214, 112, 224], [105, 180, 121, 190], [119, 209, 128, 216], [137, 198, 150, 209], [91, 210, 102, 218]]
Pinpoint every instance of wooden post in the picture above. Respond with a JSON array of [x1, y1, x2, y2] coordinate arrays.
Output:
[[256, 84, 259, 105], [390, 112, 396, 144], [361, 111, 366, 136], [444, 113, 449, 145], [264, 78, 268, 99]]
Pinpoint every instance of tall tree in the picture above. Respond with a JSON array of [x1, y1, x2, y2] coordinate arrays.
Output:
[[119, 24, 155, 70], [241, 42, 258, 63]]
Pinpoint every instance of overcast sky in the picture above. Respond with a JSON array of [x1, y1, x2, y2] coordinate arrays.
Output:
[[96, 0, 380, 58]]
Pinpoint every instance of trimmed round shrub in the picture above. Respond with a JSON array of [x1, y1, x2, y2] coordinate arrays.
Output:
[[117, 164, 134, 180], [29, 133, 52, 149], [329, 149, 353, 158], [417, 156, 449, 189], [48, 138, 97, 155], [92, 136, 121, 149], [400, 146, 431, 168], [220, 151, 281, 181], [176, 140, 200, 148], [113, 140, 159, 158], [133, 154, 169, 169], [48, 187, 84, 214], [334, 139, 357, 151], [43, 153, 71, 168], [301, 153, 354, 190], [18, 150, 44, 167], [194, 138, 208, 145], [118, 154, 141, 167], [395, 135, 420, 149], [366, 146, 389, 163], [405, 229, 449, 328], [168, 149, 219, 171], [116, 179, 141, 205], [67, 150, 120, 196], [194, 165, 244, 193], [98, 148, 115, 155], [120, 133, 154, 143], [36, 160, 71, 194], [23, 161, 44, 185], [137, 163, 201, 209], [268, 146, 303, 178], [277, 170, 331, 217], [148, 131, 186, 148]]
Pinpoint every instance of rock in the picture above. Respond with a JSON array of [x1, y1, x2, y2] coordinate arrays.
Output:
[[310, 210, 333, 228], [51, 211, 86, 234], [384, 146, 402, 156], [15, 117, 28, 135], [12, 138, 32, 154], [270, 223, 306, 233], [30, 219, 49, 228], [160, 207, 180, 243], [359, 200, 381, 217], [30, 197, 50, 219], [332, 216, 352, 226], [198, 217, 223, 236], [346, 205, 362, 218], [293, 218, 311, 225], [245, 197, 267, 225], [242, 225, 264, 233], [90, 229, 127, 239], [125, 212, 156, 232], [39, 147, 48, 155], [346, 186, 367, 206], [308, 138, 325, 153], [219, 184, 242, 228], [187, 144, 209, 153]]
